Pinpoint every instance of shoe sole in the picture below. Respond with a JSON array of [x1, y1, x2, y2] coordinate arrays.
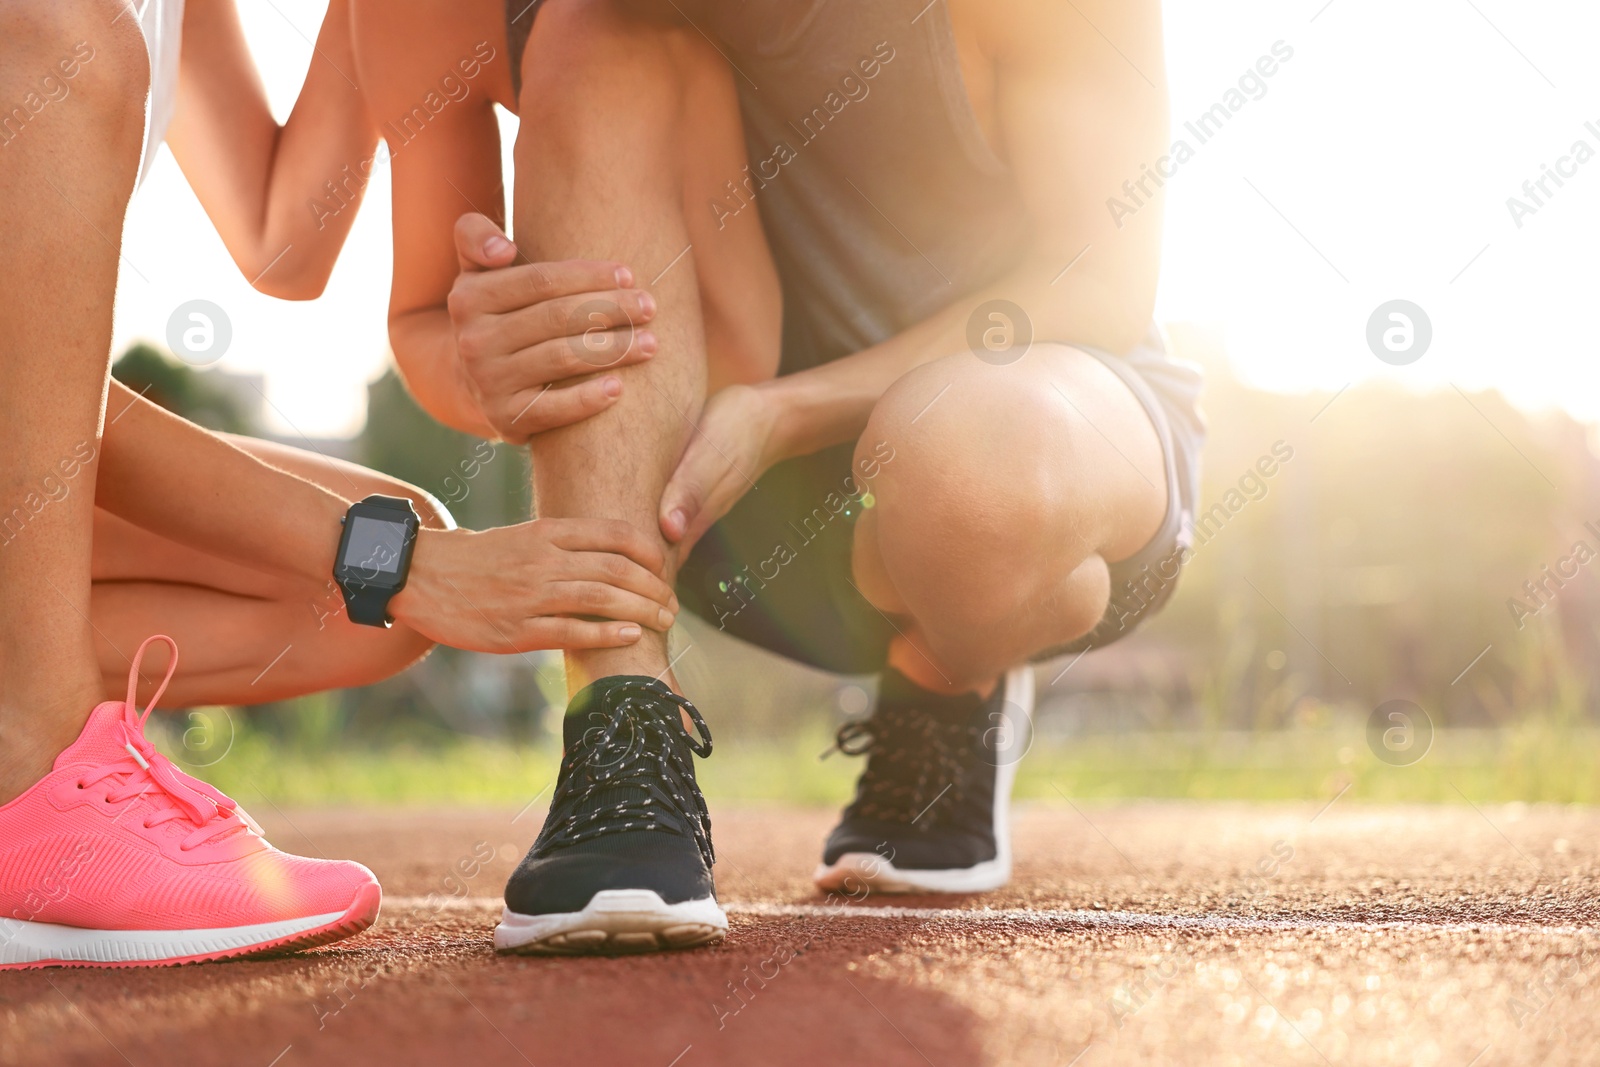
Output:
[[813, 851, 1012, 894], [0, 881, 382, 970], [494, 889, 727, 956], [813, 664, 1035, 895]]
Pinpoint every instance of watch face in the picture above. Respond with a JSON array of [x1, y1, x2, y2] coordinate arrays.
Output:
[[342, 515, 409, 584]]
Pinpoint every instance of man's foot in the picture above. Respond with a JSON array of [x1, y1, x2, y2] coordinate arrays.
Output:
[[0, 637, 381, 968], [814, 665, 1035, 895], [495, 676, 724, 955]]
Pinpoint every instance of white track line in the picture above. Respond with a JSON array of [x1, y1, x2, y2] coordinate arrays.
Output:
[[384, 897, 1599, 936], [388, 897, 499, 911]]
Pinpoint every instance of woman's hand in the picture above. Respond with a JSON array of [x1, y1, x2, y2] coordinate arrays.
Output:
[[448, 214, 659, 444], [659, 384, 785, 560], [390, 519, 678, 652]]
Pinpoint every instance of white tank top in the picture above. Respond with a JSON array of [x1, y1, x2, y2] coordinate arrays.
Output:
[[137, 0, 185, 187]]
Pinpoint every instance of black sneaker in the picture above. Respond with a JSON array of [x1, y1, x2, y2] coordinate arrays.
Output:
[[494, 676, 726, 954], [814, 665, 1034, 894]]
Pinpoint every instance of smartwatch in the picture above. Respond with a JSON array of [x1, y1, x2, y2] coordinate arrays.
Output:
[[333, 495, 421, 628]]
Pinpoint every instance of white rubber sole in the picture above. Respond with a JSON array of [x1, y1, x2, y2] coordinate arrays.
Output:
[[813, 851, 1013, 894], [0, 882, 381, 970], [494, 889, 728, 955], [814, 665, 1035, 895], [0, 908, 346, 968]]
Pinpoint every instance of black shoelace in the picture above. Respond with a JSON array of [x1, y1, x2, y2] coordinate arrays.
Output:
[[534, 680, 716, 870], [835, 700, 983, 829]]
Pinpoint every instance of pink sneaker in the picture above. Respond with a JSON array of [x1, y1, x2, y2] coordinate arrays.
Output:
[[0, 636, 381, 968]]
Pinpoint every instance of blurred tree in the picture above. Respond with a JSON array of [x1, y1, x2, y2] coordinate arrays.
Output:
[[111, 342, 255, 434], [1140, 325, 1600, 728]]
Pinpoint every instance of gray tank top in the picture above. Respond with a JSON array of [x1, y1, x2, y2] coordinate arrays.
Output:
[[510, 0, 1198, 420], [691, 0, 1034, 373], [698, 0, 1206, 573]]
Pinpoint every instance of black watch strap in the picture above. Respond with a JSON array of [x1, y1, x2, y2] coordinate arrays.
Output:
[[339, 578, 397, 628]]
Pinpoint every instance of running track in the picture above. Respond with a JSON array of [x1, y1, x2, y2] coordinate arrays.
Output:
[[5, 802, 1599, 1066]]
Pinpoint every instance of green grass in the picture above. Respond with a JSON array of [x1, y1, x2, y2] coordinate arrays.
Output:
[[1016, 726, 1600, 804], [161, 729, 863, 809], [155, 715, 1600, 808]]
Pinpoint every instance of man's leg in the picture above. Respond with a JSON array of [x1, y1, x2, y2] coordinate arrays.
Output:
[[493, 0, 779, 956], [814, 345, 1169, 894], [851, 345, 1168, 690], [512, 0, 779, 696], [0, 0, 148, 803]]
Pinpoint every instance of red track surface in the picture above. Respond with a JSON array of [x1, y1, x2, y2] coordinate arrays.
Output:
[[5, 802, 1600, 1066]]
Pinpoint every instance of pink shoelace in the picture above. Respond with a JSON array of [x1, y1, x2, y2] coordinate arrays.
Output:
[[75, 635, 248, 852]]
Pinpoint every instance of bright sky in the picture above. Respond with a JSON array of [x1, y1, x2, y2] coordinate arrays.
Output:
[[111, 0, 1600, 437]]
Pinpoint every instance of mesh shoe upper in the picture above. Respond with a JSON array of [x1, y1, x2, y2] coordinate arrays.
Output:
[[0, 636, 376, 931], [823, 669, 1006, 870], [504, 676, 716, 915]]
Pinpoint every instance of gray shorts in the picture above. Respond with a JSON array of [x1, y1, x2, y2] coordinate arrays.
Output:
[[678, 324, 1205, 674]]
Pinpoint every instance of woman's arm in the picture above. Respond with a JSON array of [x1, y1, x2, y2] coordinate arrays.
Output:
[[164, 0, 378, 299], [351, 0, 511, 436], [97, 381, 678, 650], [349, 0, 654, 441], [98, 383, 355, 583]]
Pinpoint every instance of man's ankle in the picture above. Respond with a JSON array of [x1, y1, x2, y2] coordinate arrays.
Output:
[[566, 639, 677, 700], [564, 671, 698, 738]]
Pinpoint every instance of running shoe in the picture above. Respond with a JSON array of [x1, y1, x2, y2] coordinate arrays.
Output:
[[0, 636, 381, 968], [495, 675, 724, 955], [814, 665, 1034, 894]]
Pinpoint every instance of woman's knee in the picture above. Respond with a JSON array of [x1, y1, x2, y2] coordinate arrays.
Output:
[[272, 592, 436, 694], [335, 624, 436, 689], [225, 435, 456, 533], [3, 0, 149, 158], [374, 480, 454, 532]]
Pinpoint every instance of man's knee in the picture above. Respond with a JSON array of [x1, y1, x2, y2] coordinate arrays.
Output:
[[521, 1, 676, 93], [853, 350, 1116, 669], [857, 355, 1073, 587], [860, 350, 1083, 532], [864, 344, 1162, 550], [518, 0, 708, 143], [1, 0, 148, 155]]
